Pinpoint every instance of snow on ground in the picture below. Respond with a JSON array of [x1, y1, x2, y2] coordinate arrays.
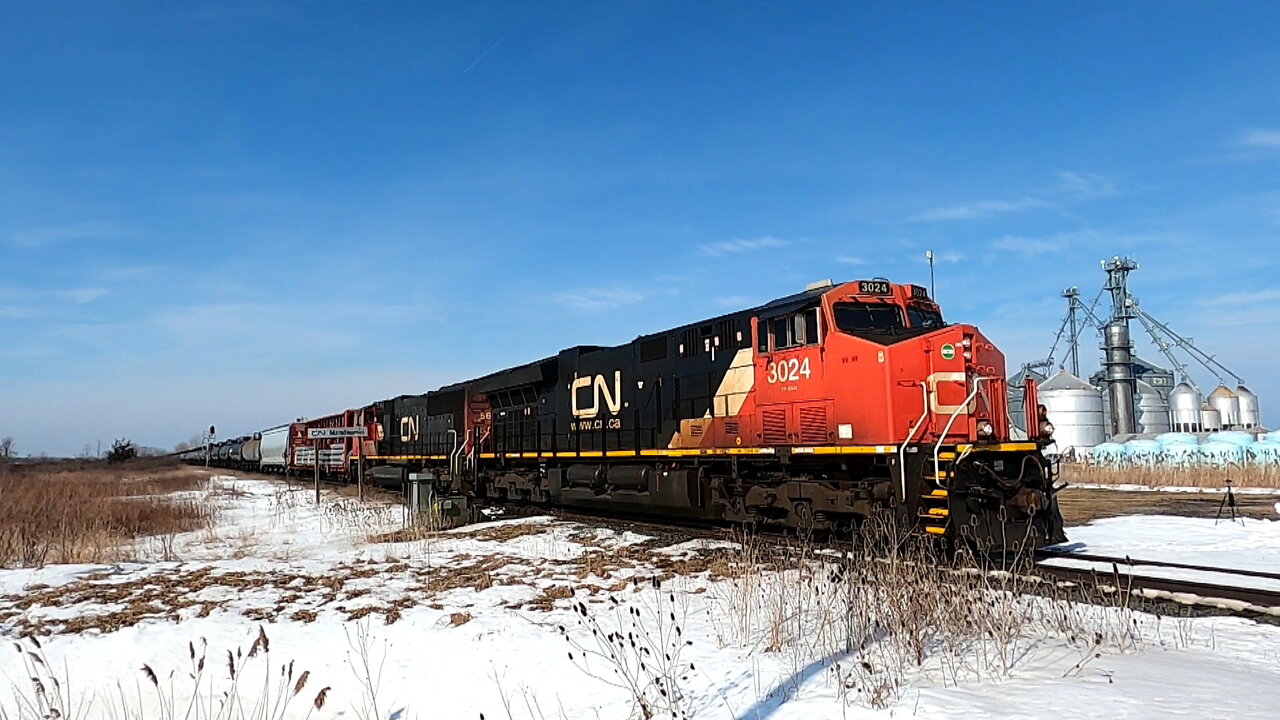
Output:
[[1045, 515, 1280, 594], [2, 474, 1280, 719]]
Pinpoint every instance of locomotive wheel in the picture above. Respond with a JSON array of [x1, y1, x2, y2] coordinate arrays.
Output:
[[791, 500, 814, 530]]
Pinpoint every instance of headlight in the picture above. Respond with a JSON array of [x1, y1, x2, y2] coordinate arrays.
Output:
[[1039, 420, 1055, 437], [977, 420, 994, 437]]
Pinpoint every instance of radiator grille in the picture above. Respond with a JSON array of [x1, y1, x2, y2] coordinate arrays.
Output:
[[724, 420, 740, 436], [799, 406, 828, 444], [762, 409, 788, 445]]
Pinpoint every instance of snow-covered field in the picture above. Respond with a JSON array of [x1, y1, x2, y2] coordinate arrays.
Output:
[[2, 474, 1279, 719]]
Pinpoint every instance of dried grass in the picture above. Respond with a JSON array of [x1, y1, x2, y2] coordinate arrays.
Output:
[[1059, 462, 1280, 489], [0, 460, 215, 568]]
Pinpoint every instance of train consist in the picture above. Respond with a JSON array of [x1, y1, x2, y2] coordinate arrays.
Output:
[[189, 279, 1067, 551]]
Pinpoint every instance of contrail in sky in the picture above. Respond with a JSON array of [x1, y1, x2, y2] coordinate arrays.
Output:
[[463, 22, 523, 75]]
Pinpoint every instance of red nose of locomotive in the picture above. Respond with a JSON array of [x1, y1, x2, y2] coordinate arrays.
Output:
[[918, 324, 1010, 444]]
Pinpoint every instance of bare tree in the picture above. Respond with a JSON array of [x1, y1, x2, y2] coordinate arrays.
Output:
[[107, 438, 136, 463], [0, 436, 13, 459]]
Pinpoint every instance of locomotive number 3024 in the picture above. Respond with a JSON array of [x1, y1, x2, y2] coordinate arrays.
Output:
[[766, 358, 812, 383]]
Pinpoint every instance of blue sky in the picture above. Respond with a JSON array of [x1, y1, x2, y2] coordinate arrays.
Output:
[[3, 1, 1279, 456]]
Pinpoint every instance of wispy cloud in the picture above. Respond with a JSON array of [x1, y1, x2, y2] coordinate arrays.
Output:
[[698, 236, 787, 257], [835, 255, 868, 266], [10, 221, 134, 247], [923, 251, 964, 264], [910, 170, 1118, 222], [58, 288, 109, 304], [1238, 128, 1280, 148], [991, 235, 1067, 257], [551, 288, 646, 310], [911, 198, 1050, 222], [1202, 288, 1280, 306], [1054, 171, 1118, 200]]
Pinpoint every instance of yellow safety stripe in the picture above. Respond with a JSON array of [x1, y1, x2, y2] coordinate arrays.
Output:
[[368, 443, 1037, 463], [791, 445, 894, 455], [924, 526, 947, 535], [954, 442, 1039, 452]]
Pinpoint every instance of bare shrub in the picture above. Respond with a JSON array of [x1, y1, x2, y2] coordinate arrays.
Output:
[[558, 577, 698, 720], [708, 517, 1149, 710]]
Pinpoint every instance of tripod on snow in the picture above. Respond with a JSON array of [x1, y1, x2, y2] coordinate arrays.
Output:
[[1215, 477, 1244, 526]]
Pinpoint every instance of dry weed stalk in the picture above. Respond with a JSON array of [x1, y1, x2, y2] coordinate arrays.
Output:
[[707, 517, 1151, 710], [1060, 462, 1280, 489], [557, 577, 699, 720], [0, 629, 330, 720], [344, 619, 389, 720]]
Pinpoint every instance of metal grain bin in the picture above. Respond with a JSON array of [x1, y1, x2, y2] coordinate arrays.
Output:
[[1236, 385, 1260, 429], [1169, 382, 1203, 432], [1135, 380, 1171, 434], [1200, 404, 1222, 432], [1207, 385, 1240, 428], [1039, 371, 1107, 454], [1007, 367, 1046, 433]]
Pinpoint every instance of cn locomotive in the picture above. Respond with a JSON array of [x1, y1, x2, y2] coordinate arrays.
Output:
[[193, 278, 1067, 551]]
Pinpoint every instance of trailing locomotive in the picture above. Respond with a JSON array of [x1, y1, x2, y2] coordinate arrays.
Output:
[[354, 279, 1066, 551]]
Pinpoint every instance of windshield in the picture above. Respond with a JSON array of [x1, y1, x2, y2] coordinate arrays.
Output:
[[907, 305, 944, 329], [833, 302, 904, 332]]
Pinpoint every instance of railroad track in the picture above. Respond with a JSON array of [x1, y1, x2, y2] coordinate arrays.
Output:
[[232, 473, 1280, 623], [502, 503, 1280, 622], [1034, 549, 1280, 620]]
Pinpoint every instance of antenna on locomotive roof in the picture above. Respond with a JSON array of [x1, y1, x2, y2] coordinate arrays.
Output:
[[926, 250, 936, 299]]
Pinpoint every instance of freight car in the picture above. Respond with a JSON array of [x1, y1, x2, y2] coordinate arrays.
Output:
[[361, 279, 1067, 551], [287, 410, 374, 479]]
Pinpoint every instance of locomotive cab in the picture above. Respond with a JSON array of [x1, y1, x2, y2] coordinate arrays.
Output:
[[797, 279, 1063, 549]]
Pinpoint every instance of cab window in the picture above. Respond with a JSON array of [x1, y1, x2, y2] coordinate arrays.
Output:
[[907, 305, 944, 329], [833, 302, 904, 332], [760, 307, 821, 351]]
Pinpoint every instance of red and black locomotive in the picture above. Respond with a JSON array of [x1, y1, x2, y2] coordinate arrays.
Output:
[[351, 279, 1066, 551]]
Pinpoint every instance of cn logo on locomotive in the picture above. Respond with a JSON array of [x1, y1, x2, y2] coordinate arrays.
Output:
[[399, 415, 419, 443], [571, 371, 623, 419]]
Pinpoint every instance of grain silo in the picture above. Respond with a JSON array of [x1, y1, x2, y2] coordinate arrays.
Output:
[[1236, 384, 1261, 429], [1134, 380, 1171, 434], [1038, 371, 1107, 454], [1207, 385, 1241, 428], [1169, 382, 1203, 432]]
